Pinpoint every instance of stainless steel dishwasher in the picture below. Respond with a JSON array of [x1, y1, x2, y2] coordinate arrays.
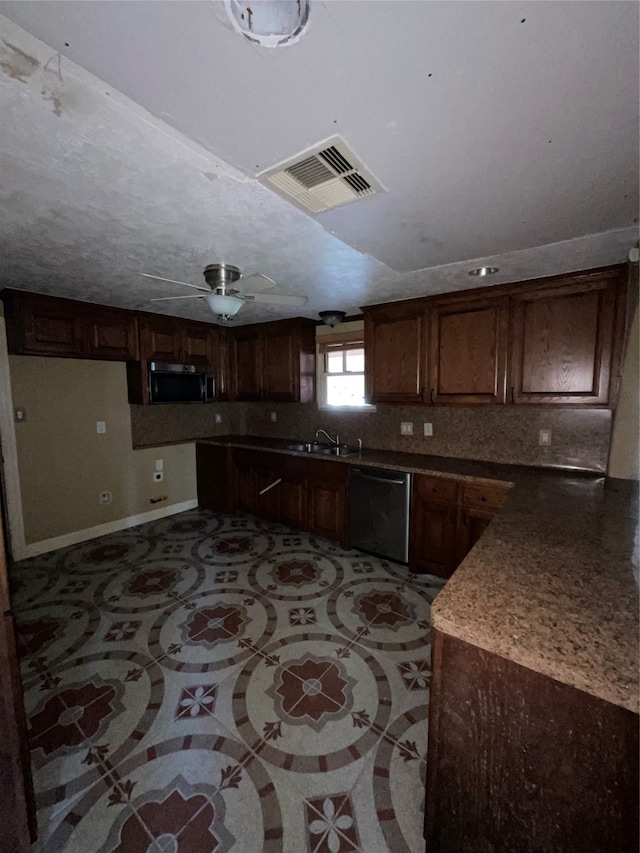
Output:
[[349, 467, 411, 564]]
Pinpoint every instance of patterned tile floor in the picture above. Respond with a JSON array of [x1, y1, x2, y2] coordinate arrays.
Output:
[[9, 509, 444, 852]]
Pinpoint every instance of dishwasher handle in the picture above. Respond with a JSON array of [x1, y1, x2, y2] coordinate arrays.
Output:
[[352, 469, 407, 486]]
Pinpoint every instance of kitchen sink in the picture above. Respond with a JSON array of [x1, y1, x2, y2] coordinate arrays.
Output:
[[286, 442, 359, 457]]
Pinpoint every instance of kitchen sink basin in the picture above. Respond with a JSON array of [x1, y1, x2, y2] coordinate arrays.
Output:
[[286, 442, 359, 457]]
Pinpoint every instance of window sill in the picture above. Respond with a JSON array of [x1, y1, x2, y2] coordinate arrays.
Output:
[[316, 403, 377, 413]]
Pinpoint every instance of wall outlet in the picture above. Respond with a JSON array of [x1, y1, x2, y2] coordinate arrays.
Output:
[[96, 421, 106, 434], [400, 422, 413, 435], [423, 422, 433, 437], [215, 413, 222, 424], [539, 429, 552, 446], [155, 459, 163, 472], [270, 411, 277, 422], [14, 408, 26, 423], [99, 491, 112, 505], [153, 471, 164, 482]]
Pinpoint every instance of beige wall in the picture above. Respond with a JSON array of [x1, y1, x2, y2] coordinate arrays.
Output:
[[8, 356, 197, 544], [608, 303, 639, 480]]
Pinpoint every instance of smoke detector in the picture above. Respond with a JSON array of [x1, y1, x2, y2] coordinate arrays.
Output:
[[260, 137, 384, 214]]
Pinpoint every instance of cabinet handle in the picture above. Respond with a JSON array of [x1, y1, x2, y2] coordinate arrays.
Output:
[[510, 386, 515, 403], [430, 388, 435, 404], [258, 478, 281, 496]]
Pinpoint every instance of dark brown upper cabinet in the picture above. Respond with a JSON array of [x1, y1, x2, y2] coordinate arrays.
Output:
[[84, 306, 139, 361], [362, 264, 626, 409], [2, 290, 138, 361], [129, 312, 220, 404], [231, 326, 263, 401], [229, 318, 316, 403], [429, 295, 509, 405], [507, 269, 624, 406], [364, 301, 426, 404]]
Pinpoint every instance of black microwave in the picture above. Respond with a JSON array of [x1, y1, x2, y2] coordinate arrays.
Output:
[[148, 362, 215, 404]]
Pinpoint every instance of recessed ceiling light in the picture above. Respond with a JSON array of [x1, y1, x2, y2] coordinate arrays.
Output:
[[468, 266, 499, 277]]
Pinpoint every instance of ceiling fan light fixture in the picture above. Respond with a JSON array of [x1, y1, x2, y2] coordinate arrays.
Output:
[[206, 293, 245, 318], [319, 310, 346, 328]]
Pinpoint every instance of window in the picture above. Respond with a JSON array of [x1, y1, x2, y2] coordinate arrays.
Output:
[[317, 333, 374, 410]]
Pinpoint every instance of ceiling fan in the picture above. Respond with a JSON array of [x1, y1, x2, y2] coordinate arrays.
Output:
[[138, 264, 308, 321]]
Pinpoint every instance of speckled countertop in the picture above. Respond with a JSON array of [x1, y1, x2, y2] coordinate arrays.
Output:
[[198, 435, 639, 713]]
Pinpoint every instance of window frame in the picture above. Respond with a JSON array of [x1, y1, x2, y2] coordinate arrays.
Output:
[[316, 334, 376, 412]]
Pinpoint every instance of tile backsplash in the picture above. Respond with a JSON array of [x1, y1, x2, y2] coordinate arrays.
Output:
[[130, 402, 245, 447], [243, 403, 613, 472], [131, 400, 613, 472]]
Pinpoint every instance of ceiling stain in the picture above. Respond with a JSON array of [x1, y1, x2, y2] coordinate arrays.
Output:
[[41, 85, 62, 116], [0, 39, 39, 82]]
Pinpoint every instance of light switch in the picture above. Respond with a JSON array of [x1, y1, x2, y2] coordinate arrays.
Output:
[[539, 429, 552, 446], [400, 422, 413, 435], [14, 408, 26, 423], [215, 413, 222, 424], [155, 459, 163, 472], [270, 411, 277, 423], [423, 422, 433, 437], [96, 421, 106, 434]]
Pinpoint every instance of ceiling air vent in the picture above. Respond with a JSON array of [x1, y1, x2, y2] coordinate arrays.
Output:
[[260, 137, 383, 214]]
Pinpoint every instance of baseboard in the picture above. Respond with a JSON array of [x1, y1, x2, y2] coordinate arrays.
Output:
[[20, 499, 199, 559]]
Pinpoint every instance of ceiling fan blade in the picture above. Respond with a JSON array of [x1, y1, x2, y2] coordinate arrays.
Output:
[[246, 292, 308, 306], [239, 273, 278, 292], [149, 295, 205, 302], [137, 273, 211, 293]]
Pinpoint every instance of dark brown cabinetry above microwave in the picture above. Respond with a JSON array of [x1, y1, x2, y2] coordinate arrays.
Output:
[[363, 265, 627, 407], [127, 312, 223, 405], [1, 290, 139, 361]]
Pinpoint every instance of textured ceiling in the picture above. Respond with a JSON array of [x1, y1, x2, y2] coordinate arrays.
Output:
[[0, 4, 638, 326]]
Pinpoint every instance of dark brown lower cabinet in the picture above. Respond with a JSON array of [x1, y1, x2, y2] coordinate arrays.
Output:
[[196, 445, 348, 545], [279, 457, 308, 531], [306, 461, 347, 543], [410, 475, 460, 577], [195, 444, 233, 514], [410, 476, 510, 578], [425, 630, 639, 853]]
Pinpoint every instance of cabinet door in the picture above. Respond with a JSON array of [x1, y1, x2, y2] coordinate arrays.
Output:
[[142, 316, 184, 363], [365, 304, 426, 403], [262, 329, 297, 401], [508, 275, 620, 405], [307, 461, 347, 543], [234, 455, 258, 515], [18, 296, 87, 357], [85, 309, 139, 361], [280, 457, 308, 531], [429, 296, 509, 404], [212, 327, 231, 401], [233, 331, 263, 401], [182, 324, 212, 367], [196, 444, 231, 513], [456, 481, 510, 564], [409, 476, 459, 577], [255, 461, 283, 522], [457, 508, 492, 565]]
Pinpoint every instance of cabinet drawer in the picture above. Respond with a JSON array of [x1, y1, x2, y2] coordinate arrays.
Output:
[[414, 475, 459, 505], [462, 481, 510, 511]]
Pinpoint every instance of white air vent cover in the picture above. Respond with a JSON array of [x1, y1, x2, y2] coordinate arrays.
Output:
[[260, 137, 384, 214]]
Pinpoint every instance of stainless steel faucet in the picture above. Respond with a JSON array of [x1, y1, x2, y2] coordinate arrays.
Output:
[[315, 428, 340, 446]]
